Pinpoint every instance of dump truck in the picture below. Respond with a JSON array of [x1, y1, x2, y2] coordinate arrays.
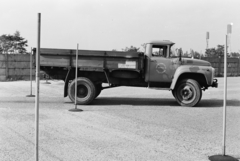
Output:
[[38, 40, 218, 107]]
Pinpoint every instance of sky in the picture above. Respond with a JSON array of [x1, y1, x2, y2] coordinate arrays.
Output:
[[1, 0, 240, 53]]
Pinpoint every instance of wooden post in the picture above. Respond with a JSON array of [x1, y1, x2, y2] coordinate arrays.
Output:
[[238, 58, 240, 76], [218, 56, 222, 77], [5, 53, 9, 80]]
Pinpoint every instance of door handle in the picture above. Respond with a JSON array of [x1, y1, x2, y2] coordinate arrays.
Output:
[[151, 60, 157, 62]]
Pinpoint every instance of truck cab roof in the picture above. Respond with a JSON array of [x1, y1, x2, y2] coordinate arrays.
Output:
[[148, 40, 175, 46]]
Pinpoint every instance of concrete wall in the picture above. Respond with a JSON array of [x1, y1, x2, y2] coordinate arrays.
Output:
[[202, 57, 240, 77], [0, 54, 35, 81]]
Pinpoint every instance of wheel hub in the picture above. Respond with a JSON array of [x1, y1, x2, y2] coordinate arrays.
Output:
[[79, 88, 86, 94], [181, 86, 193, 100], [77, 85, 88, 97]]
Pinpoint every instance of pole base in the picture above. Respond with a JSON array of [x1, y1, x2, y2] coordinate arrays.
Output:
[[26, 94, 35, 97], [209, 155, 238, 161], [68, 108, 83, 112]]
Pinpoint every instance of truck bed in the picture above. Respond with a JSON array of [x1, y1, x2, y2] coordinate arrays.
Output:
[[40, 48, 144, 72]]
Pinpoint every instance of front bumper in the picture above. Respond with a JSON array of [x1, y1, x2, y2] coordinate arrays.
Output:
[[212, 79, 218, 88]]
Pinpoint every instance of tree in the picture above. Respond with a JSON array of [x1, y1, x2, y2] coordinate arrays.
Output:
[[230, 52, 240, 58], [140, 43, 146, 52], [122, 46, 140, 52], [205, 45, 227, 57], [0, 34, 13, 54], [0, 31, 28, 54], [183, 51, 189, 57], [206, 45, 240, 58], [215, 45, 224, 57], [205, 47, 216, 57], [193, 51, 200, 59]]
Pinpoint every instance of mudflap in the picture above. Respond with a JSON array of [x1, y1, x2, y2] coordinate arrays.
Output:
[[64, 68, 72, 97]]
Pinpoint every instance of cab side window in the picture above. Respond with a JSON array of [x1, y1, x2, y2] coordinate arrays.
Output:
[[152, 45, 167, 57]]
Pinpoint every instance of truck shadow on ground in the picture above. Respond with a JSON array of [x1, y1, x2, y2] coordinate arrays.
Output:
[[87, 97, 240, 107], [198, 99, 240, 107], [92, 97, 178, 106]]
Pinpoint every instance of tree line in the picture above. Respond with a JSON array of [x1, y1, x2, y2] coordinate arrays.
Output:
[[1, 31, 240, 58], [121, 44, 240, 58], [205, 45, 240, 58], [0, 31, 28, 54]]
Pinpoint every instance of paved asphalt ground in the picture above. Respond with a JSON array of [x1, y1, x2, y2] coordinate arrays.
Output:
[[0, 77, 240, 161]]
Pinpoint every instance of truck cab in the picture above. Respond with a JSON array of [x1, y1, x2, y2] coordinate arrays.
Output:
[[143, 40, 218, 106], [144, 40, 177, 84]]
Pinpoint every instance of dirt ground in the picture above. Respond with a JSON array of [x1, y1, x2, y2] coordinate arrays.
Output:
[[0, 77, 240, 161]]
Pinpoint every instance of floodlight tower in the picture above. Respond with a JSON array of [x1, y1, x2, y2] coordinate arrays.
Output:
[[206, 32, 209, 50], [227, 23, 233, 56]]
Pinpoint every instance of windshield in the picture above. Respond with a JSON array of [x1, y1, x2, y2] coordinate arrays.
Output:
[[152, 45, 167, 57], [170, 44, 181, 58]]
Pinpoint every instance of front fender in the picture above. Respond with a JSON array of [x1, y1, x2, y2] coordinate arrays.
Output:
[[170, 65, 212, 90]]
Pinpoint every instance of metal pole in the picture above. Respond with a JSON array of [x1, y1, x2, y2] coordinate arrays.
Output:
[[209, 23, 237, 161], [222, 34, 227, 155], [75, 44, 79, 109], [69, 44, 82, 112], [26, 48, 35, 97], [35, 13, 41, 161], [222, 23, 232, 156]]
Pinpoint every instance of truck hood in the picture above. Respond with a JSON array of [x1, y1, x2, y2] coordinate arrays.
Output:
[[182, 58, 211, 66]]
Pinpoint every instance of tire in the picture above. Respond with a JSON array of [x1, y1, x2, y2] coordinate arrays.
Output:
[[68, 77, 96, 105], [173, 79, 202, 107], [94, 83, 102, 99]]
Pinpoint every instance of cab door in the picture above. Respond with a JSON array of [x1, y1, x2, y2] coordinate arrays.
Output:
[[148, 45, 179, 83]]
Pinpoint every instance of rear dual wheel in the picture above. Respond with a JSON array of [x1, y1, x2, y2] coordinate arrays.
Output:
[[173, 79, 202, 107], [68, 77, 96, 105]]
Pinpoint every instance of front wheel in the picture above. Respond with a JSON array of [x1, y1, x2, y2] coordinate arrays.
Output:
[[68, 77, 96, 105], [173, 79, 202, 107]]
